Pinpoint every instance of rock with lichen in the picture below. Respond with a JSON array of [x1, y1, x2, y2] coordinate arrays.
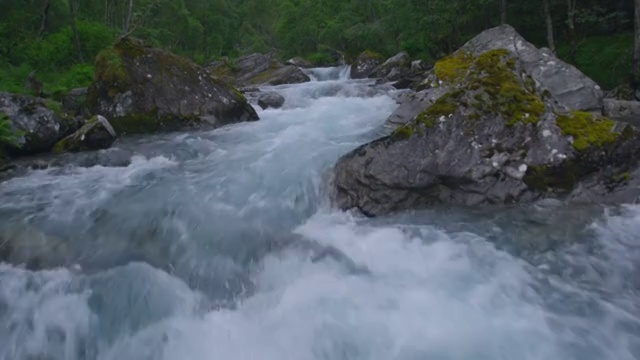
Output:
[[369, 51, 411, 81], [0, 92, 73, 154], [332, 45, 640, 216], [87, 37, 259, 135], [350, 51, 385, 79]]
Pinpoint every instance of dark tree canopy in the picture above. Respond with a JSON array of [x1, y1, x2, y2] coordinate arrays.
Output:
[[0, 0, 634, 93]]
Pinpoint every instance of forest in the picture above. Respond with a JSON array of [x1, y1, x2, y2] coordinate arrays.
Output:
[[0, 0, 635, 97]]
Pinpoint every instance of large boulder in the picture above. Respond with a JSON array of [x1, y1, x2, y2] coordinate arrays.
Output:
[[258, 92, 285, 110], [244, 65, 310, 86], [350, 51, 385, 79], [333, 49, 640, 216], [52, 115, 117, 153], [458, 25, 603, 111], [88, 37, 259, 135], [0, 92, 72, 154], [207, 53, 310, 87], [369, 52, 411, 81]]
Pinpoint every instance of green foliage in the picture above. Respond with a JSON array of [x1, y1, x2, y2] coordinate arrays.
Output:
[[556, 33, 633, 90], [0, 113, 21, 148], [0, 0, 634, 97]]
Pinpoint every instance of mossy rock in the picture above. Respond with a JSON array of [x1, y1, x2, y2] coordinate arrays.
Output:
[[87, 37, 259, 135], [408, 49, 546, 136], [556, 111, 618, 151], [52, 115, 116, 153]]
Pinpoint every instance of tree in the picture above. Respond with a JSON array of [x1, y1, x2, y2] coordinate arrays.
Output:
[[38, 0, 52, 37], [68, 0, 84, 62], [633, 0, 640, 98], [542, 0, 555, 52], [501, 0, 507, 24]]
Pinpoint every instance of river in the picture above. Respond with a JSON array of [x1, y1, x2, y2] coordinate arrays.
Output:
[[0, 67, 639, 360]]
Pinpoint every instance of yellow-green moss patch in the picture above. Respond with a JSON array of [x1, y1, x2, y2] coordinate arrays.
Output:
[[434, 51, 474, 83], [466, 49, 545, 126], [556, 111, 618, 151]]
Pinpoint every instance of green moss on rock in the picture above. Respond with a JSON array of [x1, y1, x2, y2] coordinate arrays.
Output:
[[392, 125, 414, 140], [434, 51, 474, 83], [95, 48, 130, 98], [556, 111, 618, 151], [407, 49, 546, 137]]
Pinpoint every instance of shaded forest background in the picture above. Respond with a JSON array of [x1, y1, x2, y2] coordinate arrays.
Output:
[[0, 0, 634, 96]]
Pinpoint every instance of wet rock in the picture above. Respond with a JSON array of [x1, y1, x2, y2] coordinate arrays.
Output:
[[52, 115, 117, 153], [333, 48, 640, 216], [602, 99, 640, 126], [248, 65, 310, 86], [0, 92, 71, 154], [258, 92, 285, 110], [369, 51, 411, 80], [350, 51, 385, 79], [459, 24, 603, 111], [88, 37, 259, 135], [208, 53, 311, 87], [286, 57, 313, 68]]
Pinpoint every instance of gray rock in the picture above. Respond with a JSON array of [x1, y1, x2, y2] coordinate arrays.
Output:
[[88, 37, 259, 135], [258, 92, 285, 110], [251, 65, 310, 86], [459, 24, 603, 111], [52, 115, 117, 153], [369, 52, 411, 80], [209, 53, 311, 87], [286, 57, 313, 68], [332, 49, 640, 217], [602, 99, 640, 126], [0, 92, 71, 154], [61, 87, 88, 117], [350, 51, 384, 79], [386, 87, 450, 126]]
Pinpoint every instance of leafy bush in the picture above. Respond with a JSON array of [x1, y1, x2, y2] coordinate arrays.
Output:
[[557, 33, 633, 90], [0, 113, 20, 148]]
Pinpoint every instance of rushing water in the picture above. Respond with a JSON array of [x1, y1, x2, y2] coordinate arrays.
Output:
[[1, 67, 639, 360]]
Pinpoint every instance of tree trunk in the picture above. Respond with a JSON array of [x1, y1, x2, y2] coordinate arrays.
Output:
[[38, 0, 52, 38], [542, 0, 555, 52], [633, 0, 640, 98], [501, 0, 507, 24], [68, 0, 85, 63], [124, 0, 135, 34], [566, 0, 577, 58]]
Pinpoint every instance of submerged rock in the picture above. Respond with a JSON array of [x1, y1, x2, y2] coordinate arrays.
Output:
[[258, 92, 285, 110], [88, 37, 259, 135], [350, 51, 385, 79], [333, 48, 640, 216], [0, 92, 72, 154], [53, 115, 117, 153]]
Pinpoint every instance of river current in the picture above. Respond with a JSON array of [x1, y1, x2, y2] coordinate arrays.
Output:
[[0, 67, 639, 360]]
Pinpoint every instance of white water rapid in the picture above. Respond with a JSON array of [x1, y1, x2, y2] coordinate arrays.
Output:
[[0, 69, 639, 360]]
